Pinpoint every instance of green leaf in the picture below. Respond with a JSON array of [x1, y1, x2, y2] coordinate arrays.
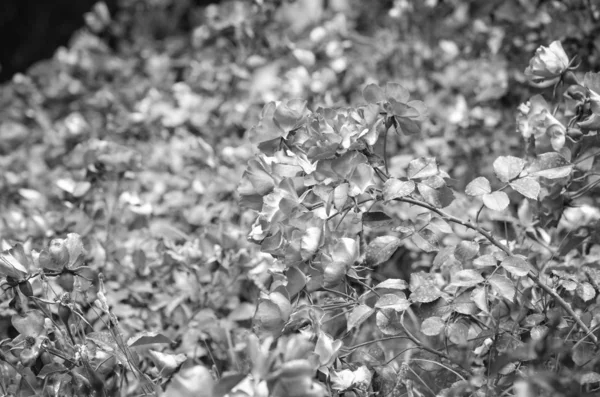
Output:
[[375, 309, 403, 335], [489, 274, 515, 302], [493, 156, 526, 182], [374, 279, 408, 290], [407, 157, 438, 179], [12, 310, 45, 338], [362, 212, 394, 228], [365, 236, 402, 267], [128, 331, 174, 347], [300, 226, 322, 260], [473, 254, 497, 268], [410, 285, 442, 303], [253, 299, 285, 338], [421, 316, 445, 336], [450, 269, 484, 288], [526, 152, 573, 179], [500, 256, 530, 277], [447, 322, 468, 345], [363, 84, 386, 103], [348, 163, 374, 196], [471, 287, 488, 312], [482, 191, 510, 211], [332, 183, 349, 210], [417, 183, 455, 208], [455, 241, 480, 261], [411, 228, 439, 252], [375, 293, 411, 312], [577, 282, 596, 302], [509, 177, 540, 199], [322, 261, 347, 288], [347, 304, 375, 331], [383, 178, 415, 201], [465, 177, 491, 196]]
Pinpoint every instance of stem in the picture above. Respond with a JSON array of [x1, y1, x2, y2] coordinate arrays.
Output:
[[395, 196, 598, 344]]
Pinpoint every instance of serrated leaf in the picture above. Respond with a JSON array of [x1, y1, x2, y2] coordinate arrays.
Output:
[[411, 228, 439, 252], [489, 274, 515, 302], [383, 178, 415, 201], [374, 279, 408, 290], [407, 157, 438, 179], [366, 236, 402, 267], [500, 256, 530, 277], [375, 294, 411, 312], [527, 152, 573, 179], [509, 177, 540, 199], [465, 177, 491, 196], [128, 331, 174, 347], [347, 304, 375, 331], [421, 316, 445, 336], [482, 191, 510, 211], [410, 285, 442, 303], [450, 269, 484, 287], [493, 156, 526, 182], [577, 282, 596, 302]]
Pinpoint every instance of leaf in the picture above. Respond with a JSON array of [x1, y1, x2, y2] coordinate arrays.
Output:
[[163, 365, 214, 397], [365, 236, 402, 267], [417, 183, 455, 208], [375, 294, 411, 312], [315, 330, 342, 366], [38, 363, 68, 379], [383, 178, 415, 201], [0, 246, 29, 280], [363, 84, 385, 103], [12, 310, 45, 338], [148, 350, 187, 375], [421, 316, 445, 336], [347, 304, 375, 331], [285, 266, 306, 297], [447, 322, 468, 345], [471, 287, 488, 313], [482, 191, 510, 211], [323, 261, 347, 288], [411, 228, 439, 252], [510, 177, 541, 200], [473, 254, 497, 268], [213, 374, 247, 397], [348, 163, 374, 196], [450, 269, 484, 288], [526, 152, 573, 179], [300, 227, 322, 260], [465, 177, 491, 196], [376, 310, 403, 335], [493, 156, 526, 182], [455, 241, 480, 261], [410, 285, 442, 303], [332, 183, 349, 210], [128, 331, 174, 347], [577, 282, 596, 302], [580, 372, 600, 385], [374, 279, 408, 291], [489, 274, 515, 302], [407, 157, 438, 179], [253, 299, 285, 338], [500, 256, 530, 277], [362, 212, 393, 228]]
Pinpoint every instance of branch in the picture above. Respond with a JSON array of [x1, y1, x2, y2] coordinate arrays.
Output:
[[395, 197, 598, 344]]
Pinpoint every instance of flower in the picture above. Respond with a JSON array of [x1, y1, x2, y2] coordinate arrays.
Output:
[[517, 95, 567, 151], [524, 41, 570, 88]]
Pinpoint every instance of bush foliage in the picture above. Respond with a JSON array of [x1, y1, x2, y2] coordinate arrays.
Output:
[[1, 1, 600, 396]]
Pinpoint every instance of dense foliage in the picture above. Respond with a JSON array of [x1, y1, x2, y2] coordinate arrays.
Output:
[[1, 1, 600, 396]]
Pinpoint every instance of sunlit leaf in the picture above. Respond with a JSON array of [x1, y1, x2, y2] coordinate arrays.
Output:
[[383, 178, 415, 201], [526, 152, 573, 179], [407, 157, 438, 179], [489, 274, 515, 302], [509, 177, 540, 199], [500, 256, 530, 277], [482, 191, 510, 211], [365, 236, 402, 267], [375, 293, 411, 312], [465, 177, 491, 196], [347, 304, 375, 331], [493, 156, 526, 182], [450, 269, 484, 287]]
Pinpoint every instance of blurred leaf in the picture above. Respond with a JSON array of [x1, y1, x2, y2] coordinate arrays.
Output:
[[163, 365, 214, 397], [450, 269, 484, 287], [128, 331, 173, 347], [421, 316, 445, 336], [500, 256, 530, 277], [347, 304, 375, 332], [411, 228, 439, 252]]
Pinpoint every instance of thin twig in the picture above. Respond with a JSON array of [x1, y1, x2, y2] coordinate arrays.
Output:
[[395, 196, 598, 344]]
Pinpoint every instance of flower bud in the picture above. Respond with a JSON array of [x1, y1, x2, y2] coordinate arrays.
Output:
[[524, 41, 570, 88]]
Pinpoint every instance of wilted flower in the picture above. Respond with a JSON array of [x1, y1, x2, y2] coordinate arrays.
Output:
[[517, 95, 567, 151], [524, 41, 570, 88]]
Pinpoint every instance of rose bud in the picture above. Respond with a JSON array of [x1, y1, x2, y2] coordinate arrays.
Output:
[[524, 41, 570, 88]]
